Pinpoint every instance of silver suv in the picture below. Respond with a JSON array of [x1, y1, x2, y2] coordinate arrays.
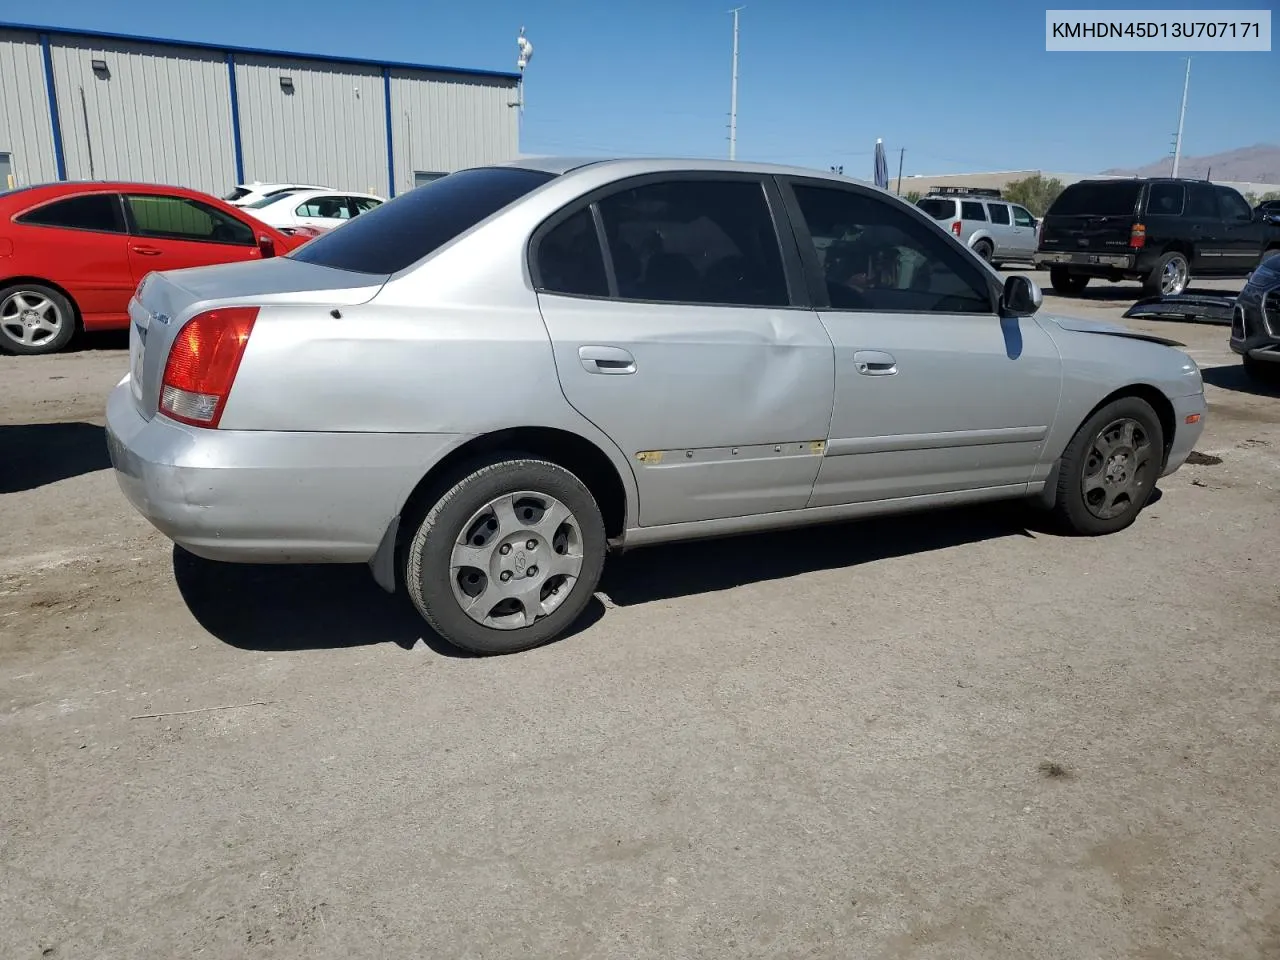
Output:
[[917, 188, 1039, 267]]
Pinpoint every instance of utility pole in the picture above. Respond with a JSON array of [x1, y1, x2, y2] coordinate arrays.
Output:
[[895, 148, 905, 195], [728, 7, 742, 160], [1171, 57, 1190, 177]]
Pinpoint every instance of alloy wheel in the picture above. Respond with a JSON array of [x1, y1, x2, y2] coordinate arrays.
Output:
[[0, 291, 63, 347]]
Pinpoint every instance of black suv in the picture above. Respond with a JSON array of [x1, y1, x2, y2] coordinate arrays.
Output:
[[1034, 178, 1280, 297]]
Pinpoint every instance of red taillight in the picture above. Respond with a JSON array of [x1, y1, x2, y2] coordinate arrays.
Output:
[[951, 220, 962, 237], [159, 307, 258, 428], [1129, 223, 1146, 249]]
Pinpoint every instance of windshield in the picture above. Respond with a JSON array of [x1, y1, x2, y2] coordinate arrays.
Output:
[[917, 198, 955, 220], [1048, 182, 1142, 217], [289, 167, 556, 275]]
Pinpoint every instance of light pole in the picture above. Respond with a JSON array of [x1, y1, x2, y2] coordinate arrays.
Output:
[[1171, 57, 1190, 177], [728, 7, 743, 160]]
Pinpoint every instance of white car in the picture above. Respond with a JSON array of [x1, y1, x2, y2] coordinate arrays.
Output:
[[240, 188, 384, 233], [221, 182, 327, 207]]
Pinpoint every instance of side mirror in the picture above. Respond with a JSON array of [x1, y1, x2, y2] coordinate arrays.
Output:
[[258, 235, 277, 258], [1001, 274, 1042, 316]]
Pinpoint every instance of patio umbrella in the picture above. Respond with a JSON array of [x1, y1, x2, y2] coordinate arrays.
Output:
[[873, 138, 889, 190]]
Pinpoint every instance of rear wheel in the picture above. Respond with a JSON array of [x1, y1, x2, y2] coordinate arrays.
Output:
[[1050, 396, 1164, 536], [1143, 251, 1190, 296], [973, 239, 993, 263], [404, 457, 606, 655], [0, 283, 76, 355], [1049, 266, 1088, 295]]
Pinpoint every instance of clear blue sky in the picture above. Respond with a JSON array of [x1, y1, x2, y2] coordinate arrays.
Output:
[[23, 0, 1280, 176]]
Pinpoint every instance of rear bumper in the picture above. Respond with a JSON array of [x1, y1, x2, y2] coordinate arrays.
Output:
[[105, 378, 465, 563], [1035, 250, 1138, 271], [1163, 392, 1207, 477]]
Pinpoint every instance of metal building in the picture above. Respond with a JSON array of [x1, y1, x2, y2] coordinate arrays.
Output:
[[0, 22, 520, 198]]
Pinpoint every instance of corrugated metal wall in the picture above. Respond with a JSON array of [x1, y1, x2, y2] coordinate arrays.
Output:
[[0, 30, 59, 186], [390, 70, 518, 195], [235, 54, 387, 195], [48, 37, 237, 195], [0, 27, 520, 199]]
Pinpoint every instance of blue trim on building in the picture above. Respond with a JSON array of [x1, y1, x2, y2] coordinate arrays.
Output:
[[4, 21, 520, 81], [37, 33, 67, 179], [225, 53, 245, 184], [382, 67, 396, 199]]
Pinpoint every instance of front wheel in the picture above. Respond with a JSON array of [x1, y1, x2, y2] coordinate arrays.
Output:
[[404, 458, 607, 655], [1050, 397, 1164, 536]]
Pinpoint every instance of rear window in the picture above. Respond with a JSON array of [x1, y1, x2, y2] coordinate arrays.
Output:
[[917, 198, 956, 220], [222, 187, 251, 201], [1048, 182, 1142, 217], [289, 167, 556, 275]]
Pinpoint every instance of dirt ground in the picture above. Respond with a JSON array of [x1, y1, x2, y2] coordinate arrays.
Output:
[[2, 272, 1278, 960]]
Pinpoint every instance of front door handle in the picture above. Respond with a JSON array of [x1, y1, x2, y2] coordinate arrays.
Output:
[[132, 245, 163, 256], [579, 345, 636, 375], [853, 350, 897, 376]]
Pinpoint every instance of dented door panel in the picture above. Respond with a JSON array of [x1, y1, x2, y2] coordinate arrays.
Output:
[[536, 293, 835, 526]]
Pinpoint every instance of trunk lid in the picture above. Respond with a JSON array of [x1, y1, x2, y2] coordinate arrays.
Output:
[[129, 257, 387, 420], [1038, 181, 1143, 253]]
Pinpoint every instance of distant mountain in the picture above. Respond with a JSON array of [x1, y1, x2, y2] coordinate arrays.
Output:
[[1102, 143, 1280, 183]]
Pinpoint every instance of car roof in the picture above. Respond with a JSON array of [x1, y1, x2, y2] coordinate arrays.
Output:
[[491, 155, 882, 188], [278, 188, 384, 201], [0, 181, 224, 204]]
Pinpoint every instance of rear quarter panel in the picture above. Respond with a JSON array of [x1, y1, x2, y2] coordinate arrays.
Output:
[[219, 215, 643, 527]]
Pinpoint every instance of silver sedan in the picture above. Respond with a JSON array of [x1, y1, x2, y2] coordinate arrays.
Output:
[[106, 158, 1207, 655]]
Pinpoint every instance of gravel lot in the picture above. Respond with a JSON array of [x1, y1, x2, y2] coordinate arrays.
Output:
[[2, 272, 1278, 960]]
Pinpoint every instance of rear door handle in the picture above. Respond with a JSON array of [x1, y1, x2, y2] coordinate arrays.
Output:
[[132, 245, 163, 256], [853, 349, 897, 376], [579, 345, 636, 375]]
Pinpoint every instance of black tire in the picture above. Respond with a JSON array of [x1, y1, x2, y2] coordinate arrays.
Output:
[[1050, 396, 1164, 536], [404, 457, 606, 655], [1049, 266, 1088, 295], [1243, 355, 1280, 386], [1142, 250, 1190, 297], [973, 240, 993, 263], [0, 282, 77, 355]]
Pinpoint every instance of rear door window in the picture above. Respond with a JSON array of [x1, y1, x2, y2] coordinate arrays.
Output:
[[290, 167, 555, 275], [1146, 183, 1185, 216], [917, 198, 956, 220], [534, 208, 609, 298], [960, 201, 987, 221], [595, 179, 790, 307], [1186, 184, 1217, 218], [1048, 182, 1141, 217], [16, 193, 126, 233], [987, 203, 1011, 225]]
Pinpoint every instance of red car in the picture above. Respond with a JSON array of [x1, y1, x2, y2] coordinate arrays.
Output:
[[0, 181, 309, 355]]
